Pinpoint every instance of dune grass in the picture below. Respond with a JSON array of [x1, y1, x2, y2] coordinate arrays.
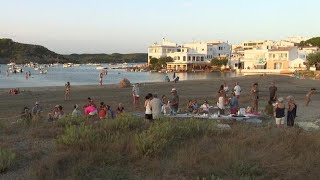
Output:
[[2, 113, 320, 179], [0, 147, 16, 173]]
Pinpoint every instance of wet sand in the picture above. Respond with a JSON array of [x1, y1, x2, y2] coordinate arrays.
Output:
[[0, 75, 319, 123]]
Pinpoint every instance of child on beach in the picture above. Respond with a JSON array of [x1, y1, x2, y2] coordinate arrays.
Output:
[[305, 88, 316, 106], [65, 82, 71, 100]]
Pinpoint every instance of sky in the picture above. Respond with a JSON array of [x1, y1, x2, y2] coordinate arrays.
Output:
[[0, 0, 319, 54]]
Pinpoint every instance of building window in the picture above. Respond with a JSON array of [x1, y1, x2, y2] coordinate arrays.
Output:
[[188, 56, 191, 61], [196, 56, 200, 61], [202, 49, 204, 51], [201, 57, 204, 61], [183, 56, 186, 61], [178, 56, 180, 60], [182, 49, 184, 52], [192, 56, 195, 61]]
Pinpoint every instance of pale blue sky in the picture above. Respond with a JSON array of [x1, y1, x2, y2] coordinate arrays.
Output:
[[0, 0, 319, 54]]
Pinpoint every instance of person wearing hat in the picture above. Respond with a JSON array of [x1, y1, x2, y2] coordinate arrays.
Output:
[[274, 97, 285, 128], [170, 88, 179, 114], [32, 101, 42, 117]]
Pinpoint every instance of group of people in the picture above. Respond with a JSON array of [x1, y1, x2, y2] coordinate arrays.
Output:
[[82, 97, 124, 119], [143, 88, 179, 120]]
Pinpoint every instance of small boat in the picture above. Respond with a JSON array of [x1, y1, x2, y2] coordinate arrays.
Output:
[[40, 70, 48, 74], [34, 67, 39, 71], [96, 66, 108, 70], [7, 62, 16, 66]]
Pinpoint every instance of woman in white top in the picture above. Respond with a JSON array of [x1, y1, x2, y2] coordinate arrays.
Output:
[[161, 100, 171, 115], [144, 94, 153, 120], [217, 93, 225, 115]]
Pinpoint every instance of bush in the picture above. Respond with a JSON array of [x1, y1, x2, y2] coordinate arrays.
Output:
[[56, 124, 98, 150], [0, 147, 16, 173], [102, 113, 144, 132], [135, 119, 217, 156], [57, 115, 87, 127]]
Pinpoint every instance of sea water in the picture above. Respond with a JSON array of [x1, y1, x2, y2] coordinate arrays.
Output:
[[0, 64, 238, 88]]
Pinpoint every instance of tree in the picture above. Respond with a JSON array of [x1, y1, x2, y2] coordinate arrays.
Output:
[[299, 37, 320, 47], [149, 57, 158, 65], [307, 52, 320, 70], [158, 57, 173, 67], [211, 57, 228, 67]]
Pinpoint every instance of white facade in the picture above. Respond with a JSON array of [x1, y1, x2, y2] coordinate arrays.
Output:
[[289, 58, 306, 69], [286, 36, 309, 44], [148, 39, 231, 65], [241, 49, 268, 69]]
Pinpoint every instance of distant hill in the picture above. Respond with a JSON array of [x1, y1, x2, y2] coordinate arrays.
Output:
[[0, 38, 148, 64], [65, 53, 147, 63], [0, 38, 71, 64]]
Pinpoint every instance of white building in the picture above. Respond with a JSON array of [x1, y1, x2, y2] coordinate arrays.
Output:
[[266, 47, 298, 70], [148, 38, 231, 71], [241, 49, 268, 69], [286, 36, 309, 44]]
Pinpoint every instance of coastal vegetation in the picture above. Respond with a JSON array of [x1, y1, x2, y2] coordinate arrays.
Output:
[[0, 147, 16, 173], [306, 51, 320, 70], [149, 57, 173, 70], [211, 57, 228, 67], [0, 38, 148, 64], [2, 114, 320, 179], [299, 37, 320, 47]]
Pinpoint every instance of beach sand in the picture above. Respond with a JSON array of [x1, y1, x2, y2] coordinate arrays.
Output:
[[0, 75, 319, 123]]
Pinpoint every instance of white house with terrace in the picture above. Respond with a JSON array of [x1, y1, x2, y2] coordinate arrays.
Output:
[[148, 38, 231, 71]]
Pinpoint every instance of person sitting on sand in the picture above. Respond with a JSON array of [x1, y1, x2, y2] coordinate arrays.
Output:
[[21, 106, 31, 120], [72, 104, 81, 117], [98, 102, 107, 119], [85, 103, 98, 116], [32, 101, 42, 117], [116, 103, 125, 114], [264, 100, 274, 117], [57, 105, 65, 119], [161, 100, 171, 115], [187, 100, 194, 113], [305, 88, 316, 106], [106, 105, 115, 119], [199, 100, 210, 114]]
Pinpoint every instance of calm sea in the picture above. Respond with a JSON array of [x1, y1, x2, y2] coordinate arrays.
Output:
[[0, 64, 239, 88]]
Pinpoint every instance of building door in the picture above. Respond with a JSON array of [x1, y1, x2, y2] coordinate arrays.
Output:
[[274, 63, 282, 69]]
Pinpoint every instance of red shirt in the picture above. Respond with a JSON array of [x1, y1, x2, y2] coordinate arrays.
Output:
[[98, 109, 106, 118]]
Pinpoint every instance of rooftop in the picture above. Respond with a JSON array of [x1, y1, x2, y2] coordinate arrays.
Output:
[[269, 47, 296, 52]]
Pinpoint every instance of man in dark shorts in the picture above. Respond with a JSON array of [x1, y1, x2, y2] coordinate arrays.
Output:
[[269, 82, 277, 102]]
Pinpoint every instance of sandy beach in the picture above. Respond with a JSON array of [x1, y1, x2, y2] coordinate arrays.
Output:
[[1, 75, 319, 123]]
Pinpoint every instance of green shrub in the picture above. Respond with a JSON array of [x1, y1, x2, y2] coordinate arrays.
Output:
[[135, 119, 217, 156], [57, 115, 87, 127], [56, 124, 98, 149], [0, 147, 16, 173], [102, 113, 144, 132]]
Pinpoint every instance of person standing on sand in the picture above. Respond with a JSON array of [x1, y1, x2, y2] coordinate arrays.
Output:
[[170, 88, 179, 114], [65, 82, 71, 101], [251, 83, 259, 112], [287, 96, 297, 127], [234, 82, 241, 99], [99, 73, 103, 86], [150, 93, 162, 120], [305, 88, 316, 106], [132, 83, 140, 107], [223, 82, 229, 94], [217, 92, 225, 115], [274, 97, 285, 128], [269, 82, 277, 102]]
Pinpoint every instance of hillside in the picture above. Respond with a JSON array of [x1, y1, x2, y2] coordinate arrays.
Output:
[[65, 53, 147, 63], [0, 39, 71, 64], [0, 38, 148, 64]]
